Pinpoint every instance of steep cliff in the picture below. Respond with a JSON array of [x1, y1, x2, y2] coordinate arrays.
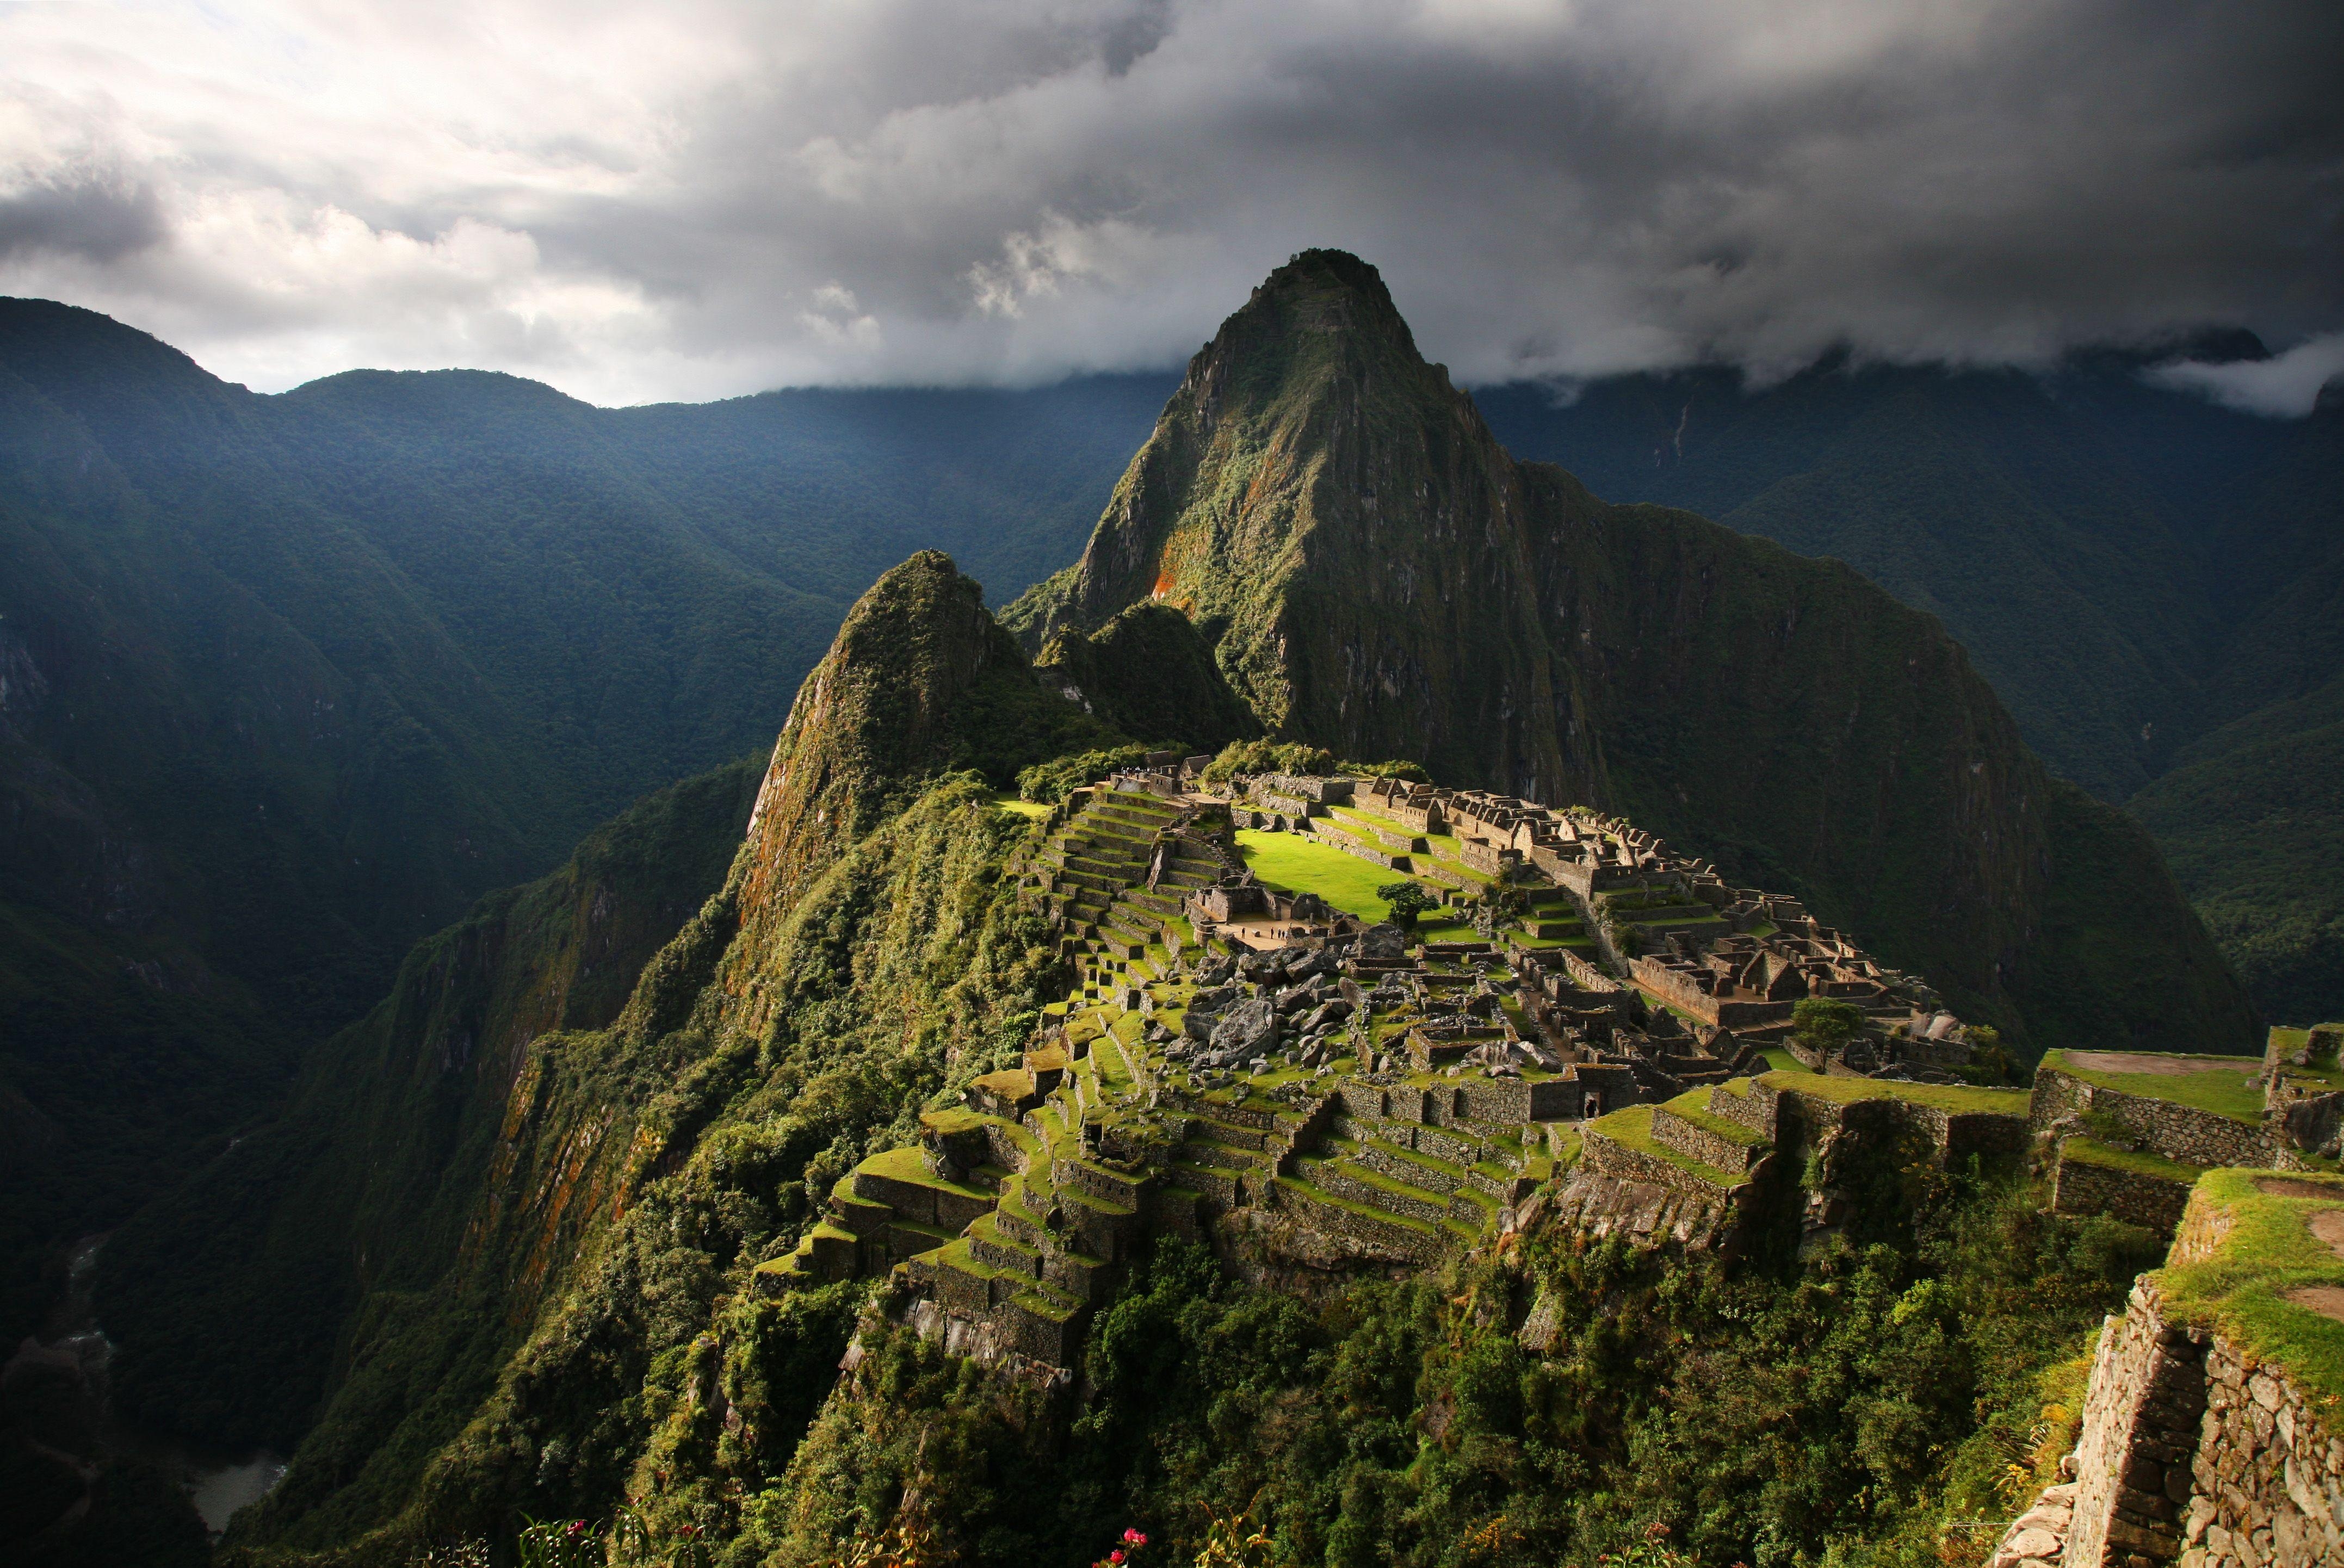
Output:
[[1007, 250, 2255, 1051]]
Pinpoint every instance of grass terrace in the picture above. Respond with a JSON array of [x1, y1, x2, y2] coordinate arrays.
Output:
[[1585, 1104, 1743, 1188], [2040, 1049, 2266, 1124], [2156, 1169, 2344, 1409], [1758, 1070, 2031, 1117], [1658, 1085, 1768, 1149], [2058, 1136, 2205, 1184]]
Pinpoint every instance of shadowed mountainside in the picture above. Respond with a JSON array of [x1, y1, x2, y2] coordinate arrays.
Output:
[[1007, 249, 2256, 1052]]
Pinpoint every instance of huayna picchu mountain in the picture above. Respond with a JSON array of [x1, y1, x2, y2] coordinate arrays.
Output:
[[51, 253, 2287, 1568], [1006, 249, 2254, 1055]]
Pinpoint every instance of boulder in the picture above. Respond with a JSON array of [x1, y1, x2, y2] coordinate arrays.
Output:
[[1299, 999, 1353, 1033], [1360, 923, 1408, 960], [1210, 997, 1281, 1059]]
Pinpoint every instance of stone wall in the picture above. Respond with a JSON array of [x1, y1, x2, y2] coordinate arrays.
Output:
[[2067, 1282, 2210, 1568], [2056, 1272, 2344, 1568], [1581, 1125, 1736, 1200], [1650, 1106, 1766, 1173], [2032, 1069, 2273, 1170], [2054, 1150, 2198, 1238], [2181, 1334, 2344, 1568]]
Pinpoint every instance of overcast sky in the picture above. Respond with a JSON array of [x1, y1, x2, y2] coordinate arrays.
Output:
[[3, 0, 2339, 409]]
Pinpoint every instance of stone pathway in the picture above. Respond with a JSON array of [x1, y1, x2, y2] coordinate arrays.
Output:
[[1989, 1480, 2079, 1568]]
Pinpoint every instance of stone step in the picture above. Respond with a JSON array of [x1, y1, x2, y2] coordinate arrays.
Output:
[[1183, 1137, 1267, 1170], [1270, 1176, 1445, 1263], [1351, 1135, 1468, 1195], [1190, 1115, 1271, 1151], [1302, 1155, 1452, 1225]]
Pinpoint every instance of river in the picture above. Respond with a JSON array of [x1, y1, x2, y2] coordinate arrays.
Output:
[[5, 1234, 288, 1539]]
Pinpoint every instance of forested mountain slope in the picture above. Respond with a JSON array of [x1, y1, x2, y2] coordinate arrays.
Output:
[[160, 553, 1132, 1558], [0, 299, 1166, 1342], [1010, 249, 2254, 1054], [1474, 364, 2344, 1020]]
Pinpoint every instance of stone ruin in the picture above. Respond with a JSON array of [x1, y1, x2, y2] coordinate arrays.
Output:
[[743, 768, 2041, 1380]]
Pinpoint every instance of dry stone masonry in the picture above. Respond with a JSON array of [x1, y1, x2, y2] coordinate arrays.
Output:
[[754, 769, 2039, 1373]]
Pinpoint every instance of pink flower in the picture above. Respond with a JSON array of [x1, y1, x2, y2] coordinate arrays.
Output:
[[1124, 1529, 1148, 1545], [1111, 1552, 1125, 1564]]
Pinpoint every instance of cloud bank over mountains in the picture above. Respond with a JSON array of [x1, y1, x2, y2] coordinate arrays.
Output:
[[2, 0, 2338, 408]]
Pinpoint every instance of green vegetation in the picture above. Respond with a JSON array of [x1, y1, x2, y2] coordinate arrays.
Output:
[[757, 1163, 2157, 1568], [1234, 831, 1400, 921], [1791, 995, 1866, 1059], [1760, 1070, 2033, 1118], [2058, 1136, 2205, 1184], [2157, 1169, 2344, 1408], [2039, 1049, 2266, 1124], [1376, 879, 1437, 925], [1016, 745, 1161, 804], [0, 301, 1167, 1354], [96, 753, 769, 1452]]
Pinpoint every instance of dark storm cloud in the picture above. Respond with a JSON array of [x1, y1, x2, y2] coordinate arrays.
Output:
[[3, 0, 2338, 407], [0, 178, 165, 264]]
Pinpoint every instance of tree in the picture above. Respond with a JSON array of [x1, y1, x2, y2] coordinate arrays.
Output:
[[1377, 880, 1437, 927], [1791, 996, 1866, 1061]]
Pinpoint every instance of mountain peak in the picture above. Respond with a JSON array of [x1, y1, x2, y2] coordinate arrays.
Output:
[[732, 550, 1112, 940]]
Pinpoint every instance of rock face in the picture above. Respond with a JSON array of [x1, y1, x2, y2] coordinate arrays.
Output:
[[735, 550, 1112, 954], [1006, 249, 2256, 1050]]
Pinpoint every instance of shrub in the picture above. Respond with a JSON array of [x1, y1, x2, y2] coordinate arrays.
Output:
[[1792, 996, 1866, 1059]]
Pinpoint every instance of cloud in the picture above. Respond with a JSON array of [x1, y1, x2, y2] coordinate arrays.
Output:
[[2149, 332, 2344, 418], [1, 0, 2337, 405], [0, 178, 165, 264]]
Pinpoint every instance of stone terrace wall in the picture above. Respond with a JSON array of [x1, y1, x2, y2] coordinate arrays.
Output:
[[1543, 1166, 1734, 1252], [1581, 1125, 1735, 1200], [2059, 1271, 2344, 1568], [2053, 1154, 2197, 1238], [2068, 1281, 2210, 1568], [2183, 1336, 2344, 1568], [2032, 1069, 2273, 1170]]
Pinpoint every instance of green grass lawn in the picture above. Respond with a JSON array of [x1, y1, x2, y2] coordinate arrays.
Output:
[[1236, 829, 1401, 921], [1758, 1046, 1807, 1073], [993, 795, 1053, 820], [2040, 1049, 2266, 1124]]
